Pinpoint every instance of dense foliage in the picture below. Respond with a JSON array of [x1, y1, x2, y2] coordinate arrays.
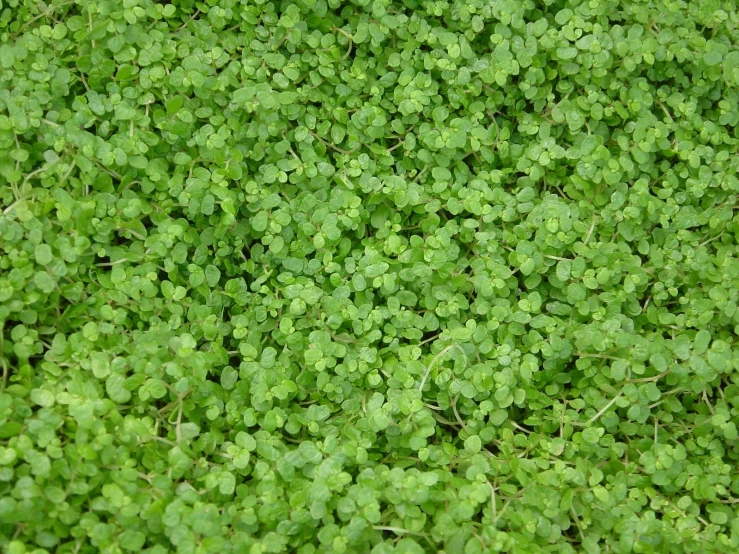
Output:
[[2, 0, 739, 552]]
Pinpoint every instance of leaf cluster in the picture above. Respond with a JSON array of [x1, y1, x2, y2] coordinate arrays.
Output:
[[2, 0, 739, 553]]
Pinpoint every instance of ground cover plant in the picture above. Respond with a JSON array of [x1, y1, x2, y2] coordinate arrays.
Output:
[[1, 0, 739, 552]]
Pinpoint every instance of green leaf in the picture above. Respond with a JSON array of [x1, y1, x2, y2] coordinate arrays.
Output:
[[34, 244, 53, 265], [252, 211, 269, 232], [557, 47, 578, 60], [694, 330, 711, 354], [582, 428, 604, 444], [704, 50, 723, 66]]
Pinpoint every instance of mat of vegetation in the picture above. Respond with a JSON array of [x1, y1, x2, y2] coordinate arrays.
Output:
[[2, 0, 739, 552]]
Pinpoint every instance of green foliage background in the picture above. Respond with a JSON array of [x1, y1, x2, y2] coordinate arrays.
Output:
[[2, 0, 739, 552]]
